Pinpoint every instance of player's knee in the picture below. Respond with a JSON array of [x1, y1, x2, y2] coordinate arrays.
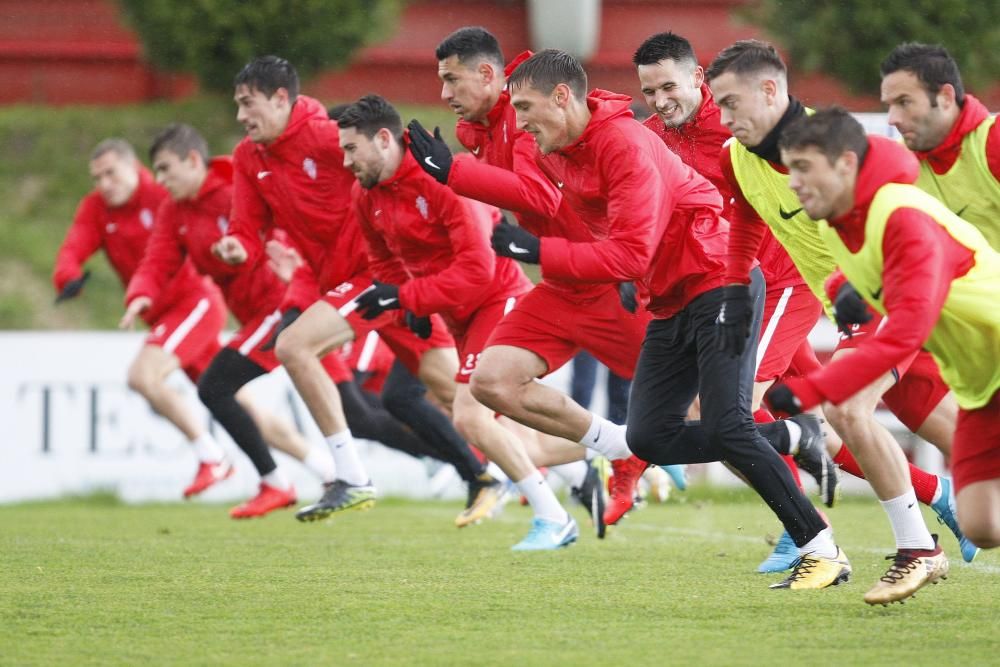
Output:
[[823, 401, 868, 439], [959, 511, 1000, 549], [126, 364, 152, 397], [626, 416, 684, 464], [197, 374, 226, 412], [469, 370, 513, 414], [274, 331, 305, 368]]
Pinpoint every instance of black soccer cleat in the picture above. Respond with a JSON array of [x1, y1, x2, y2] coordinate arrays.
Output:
[[790, 413, 840, 508], [295, 479, 376, 522], [571, 460, 608, 539]]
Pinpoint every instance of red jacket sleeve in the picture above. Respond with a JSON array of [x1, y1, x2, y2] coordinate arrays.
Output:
[[397, 191, 496, 317], [53, 196, 104, 292], [539, 141, 660, 283], [228, 155, 270, 267], [721, 144, 767, 285], [824, 269, 848, 305], [353, 192, 410, 288], [791, 208, 974, 408], [986, 118, 1000, 182], [125, 199, 185, 306], [447, 133, 562, 218], [281, 263, 322, 311]]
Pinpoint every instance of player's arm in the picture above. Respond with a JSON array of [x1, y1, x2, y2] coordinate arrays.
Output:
[[398, 193, 496, 317], [52, 197, 103, 298], [124, 199, 183, 309], [218, 157, 270, 265], [539, 142, 659, 283], [779, 208, 973, 410], [984, 117, 1000, 183], [720, 143, 768, 285]]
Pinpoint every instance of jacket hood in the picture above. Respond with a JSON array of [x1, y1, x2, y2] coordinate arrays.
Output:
[[198, 156, 234, 198], [912, 93, 990, 169], [265, 95, 328, 150], [504, 50, 534, 78], [568, 89, 633, 149], [830, 135, 919, 233]]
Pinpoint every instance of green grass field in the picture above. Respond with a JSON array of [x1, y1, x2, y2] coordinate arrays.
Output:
[[4, 488, 998, 666]]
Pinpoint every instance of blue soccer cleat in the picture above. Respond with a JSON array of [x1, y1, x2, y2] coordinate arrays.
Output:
[[511, 515, 579, 551], [661, 464, 688, 491], [758, 530, 799, 573], [931, 477, 979, 563]]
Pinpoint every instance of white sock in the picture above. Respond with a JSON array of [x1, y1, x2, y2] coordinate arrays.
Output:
[[262, 468, 291, 490], [486, 461, 508, 482], [549, 460, 588, 489], [303, 444, 336, 483], [516, 470, 568, 523], [584, 447, 597, 461], [326, 430, 368, 486], [579, 414, 632, 460], [192, 432, 225, 463], [798, 526, 838, 559], [881, 489, 935, 550], [786, 420, 803, 455]]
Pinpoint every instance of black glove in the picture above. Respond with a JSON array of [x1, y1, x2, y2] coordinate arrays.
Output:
[[405, 311, 432, 340], [715, 284, 754, 357], [768, 384, 803, 416], [491, 219, 540, 264], [832, 282, 872, 338], [260, 307, 302, 351], [355, 281, 401, 320], [55, 270, 91, 303], [407, 119, 453, 184], [618, 282, 638, 314]]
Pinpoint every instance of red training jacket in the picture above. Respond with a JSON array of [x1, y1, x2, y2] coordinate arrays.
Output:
[[532, 90, 729, 319], [228, 95, 368, 302], [53, 167, 210, 324], [786, 137, 974, 408], [643, 85, 802, 290], [126, 157, 284, 325], [354, 149, 532, 333]]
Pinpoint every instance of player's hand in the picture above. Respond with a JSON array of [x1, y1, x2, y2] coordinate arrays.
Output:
[[355, 281, 401, 320], [491, 219, 540, 264], [213, 236, 248, 265], [260, 307, 302, 351], [265, 240, 303, 284], [120, 296, 152, 330], [715, 284, 753, 357], [618, 282, 638, 314], [55, 270, 91, 303], [405, 311, 432, 339], [768, 383, 803, 416], [407, 119, 453, 184], [832, 282, 872, 338]]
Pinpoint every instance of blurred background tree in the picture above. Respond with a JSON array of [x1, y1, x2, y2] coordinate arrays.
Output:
[[748, 0, 1000, 94], [118, 0, 401, 92]]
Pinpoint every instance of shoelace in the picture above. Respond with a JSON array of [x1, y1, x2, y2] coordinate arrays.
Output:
[[878, 553, 921, 584], [784, 553, 820, 582]]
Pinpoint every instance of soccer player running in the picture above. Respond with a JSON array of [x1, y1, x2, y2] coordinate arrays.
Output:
[[407, 27, 663, 530], [705, 40, 976, 595], [771, 108, 1000, 601], [213, 56, 503, 524], [504, 49, 850, 589], [54, 138, 231, 498], [125, 123, 347, 518], [336, 94, 578, 550], [880, 43, 1000, 251]]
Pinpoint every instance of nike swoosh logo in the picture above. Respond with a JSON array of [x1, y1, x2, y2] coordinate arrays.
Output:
[[257, 171, 271, 180], [593, 425, 602, 443], [508, 242, 530, 255], [870, 286, 883, 300], [557, 181, 564, 189], [424, 156, 440, 170], [779, 207, 803, 220], [556, 520, 575, 542], [907, 502, 915, 509], [955, 204, 969, 217], [459, 368, 474, 375], [377, 297, 397, 307], [472, 146, 481, 155]]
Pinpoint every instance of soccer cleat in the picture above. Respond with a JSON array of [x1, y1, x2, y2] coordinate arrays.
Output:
[[511, 515, 579, 551], [790, 413, 840, 508], [757, 530, 799, 573], [295, 479, 376, 522], [604, 454, 650, 526], [229, 483, 297, 519], [571, 460, 608, 539], [455, 473, 506, 528], [661, 464, 688, 491], [769, 547, 852, 590], [642, 465, 672, 503], [930, 476, 979, 563], [863, 535, 949, 606], [183, 459, 235, 498]]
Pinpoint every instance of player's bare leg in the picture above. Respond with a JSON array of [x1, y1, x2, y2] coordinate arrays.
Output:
[[958, 480, 1000, 548]]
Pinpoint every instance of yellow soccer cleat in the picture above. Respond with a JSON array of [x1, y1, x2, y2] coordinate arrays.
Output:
[[864, 536, 949, 606], [769, 547, 852, 590], [455, 474, 506, 528]]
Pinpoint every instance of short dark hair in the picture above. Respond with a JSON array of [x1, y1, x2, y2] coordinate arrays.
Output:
[[327, 104, 352, 122], [435, 26, 505, 68], [778, 107, 869, 165], [632, 32, 697, 68], [337, 94, 403, 144], [90, 138, 135, 163], [507, 49, 588, 100], [706, 39, 786, 82], [880, 42, 965, 106], [149, 123, 209, 163], [234, 55, 299, 100]]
